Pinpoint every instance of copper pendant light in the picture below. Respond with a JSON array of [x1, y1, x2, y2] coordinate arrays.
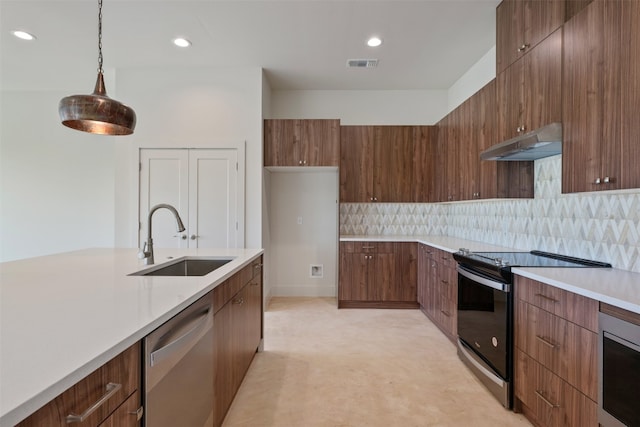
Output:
[[59, 0, 136, 135]]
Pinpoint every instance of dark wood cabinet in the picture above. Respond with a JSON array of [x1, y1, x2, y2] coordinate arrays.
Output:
[[497, 28, 562, 144], [213, 256, 263, 427], [496, 0, 565, 74], [514, 275, 598, 426], [417, 244, 457, 343], [264, 119, 339, 167], [17, 344, 141, 427], [339, 126, 415, 202], [563, 0, 640, 193], [339, 241, 418, 308], [413, 126, 438, 202]]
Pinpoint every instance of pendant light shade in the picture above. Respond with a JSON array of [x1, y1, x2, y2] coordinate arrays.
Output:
[[59, 0, 136, 135]]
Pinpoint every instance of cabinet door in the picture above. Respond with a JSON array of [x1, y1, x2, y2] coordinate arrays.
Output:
[[433, 114, 449, 202], [562, 1, 622, 193], [213, 298, 236, 427], [523, 0, 565, 59], [444, 109, 459, 202], [339, 252, 370, 301], [457, 97, 478, 201], [475, 79, 498, 199], [523, 28, 562, 135], [413, 126, 437, 202], [417, 245, 428, 307], [496, 0, 523, 74], [301, 119, 340, 166], [264, 119, 300, 166], [373, 126, 414, 202], [382, 242, 416, 302], [620, 1, 640, 189], [339, 126, 374, 202], [496, 56, 525, 143]]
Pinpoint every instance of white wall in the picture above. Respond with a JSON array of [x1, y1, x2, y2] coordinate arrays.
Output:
[[113, 66, 264, 250], [0, 90, 116, 262], [267, 170, 339, 297], [270, 90, 448, 125], [261, 71, 273, 302], [447, 46, 496, 113]]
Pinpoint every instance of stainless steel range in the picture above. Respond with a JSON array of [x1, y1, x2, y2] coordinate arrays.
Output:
[[452, 249, 611, 409]]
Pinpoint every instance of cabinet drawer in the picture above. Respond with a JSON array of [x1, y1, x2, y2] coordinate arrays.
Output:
[[213, 257, 262, 313], [17, 343, 140, 427], [516, 300, 597, 400], [515, 275, 598, 332], [97, 390, 141, 427], [514, 349, 597, 427]]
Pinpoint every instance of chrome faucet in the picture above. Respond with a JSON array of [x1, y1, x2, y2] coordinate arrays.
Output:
[[139, 203, 186, 265]]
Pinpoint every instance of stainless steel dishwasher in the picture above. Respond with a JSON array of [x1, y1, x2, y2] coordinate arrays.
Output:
[[144, 294, 214, 427]]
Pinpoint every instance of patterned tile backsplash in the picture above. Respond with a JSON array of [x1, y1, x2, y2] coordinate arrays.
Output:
[[340, 155, 640, 272]]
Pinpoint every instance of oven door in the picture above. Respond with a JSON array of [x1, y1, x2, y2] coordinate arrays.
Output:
[[456, 265, 513, 408]]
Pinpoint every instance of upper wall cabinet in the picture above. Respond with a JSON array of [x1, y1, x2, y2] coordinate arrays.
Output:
[[562, 0, 640, 193], [264, 119, 340, 167], [496, 28, 563, 143], [496, 0, 565, 74], [339, 126, 415, 203]]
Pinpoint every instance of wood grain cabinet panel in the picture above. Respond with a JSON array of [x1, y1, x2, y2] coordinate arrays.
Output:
[[339, 242, 418, 308], [514, 275, 598, 427], [496, 0, 565, 74], [516, 300, 597, 400], [97, 391, 141, 427], [264, 119, 339, 167], [412, 125, 438, 202], [515, 350, 597, 427], [17, 343, 140, 427], [561, 0, 637, 193], [417, 244, 457, 343], [339, 126, 417, 203], [213, 256, 263, 427], [497, 28, 562, 144]]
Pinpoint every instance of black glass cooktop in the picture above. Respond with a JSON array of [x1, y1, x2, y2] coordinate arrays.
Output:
[[454, 250, 612, 269]]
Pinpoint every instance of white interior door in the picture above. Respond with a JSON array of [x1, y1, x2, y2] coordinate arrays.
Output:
[[188, 149, 239, 248], [139, 148, 241, 250], [139, 149, 189, 248]]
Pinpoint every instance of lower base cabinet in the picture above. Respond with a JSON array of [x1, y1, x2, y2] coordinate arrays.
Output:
[[417, 244, 457, 343], [16, 343, 142, 427], [514, 275, 598, 427], [338, 241, 418, 308], [213, 256, 263, 427]]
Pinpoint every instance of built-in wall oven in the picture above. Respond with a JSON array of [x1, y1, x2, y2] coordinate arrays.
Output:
[[453, 249, 611, 410], [599, 306, 640, 427]]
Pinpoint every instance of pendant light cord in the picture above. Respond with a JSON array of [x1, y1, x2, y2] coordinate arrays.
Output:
[[97, 0, 103, 73]]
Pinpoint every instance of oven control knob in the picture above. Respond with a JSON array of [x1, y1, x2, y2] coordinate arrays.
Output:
[[459, 248, 470, 255], [494, 258, 509, 267]]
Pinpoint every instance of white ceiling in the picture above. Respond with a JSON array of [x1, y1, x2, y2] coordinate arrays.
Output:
[[0, 0, 500, 91]]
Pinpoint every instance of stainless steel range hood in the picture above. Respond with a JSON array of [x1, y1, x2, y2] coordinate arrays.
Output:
[[481, 122, 562, 161]]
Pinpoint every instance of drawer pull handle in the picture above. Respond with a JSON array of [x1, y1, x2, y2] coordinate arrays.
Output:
[[441, 310, 451, 317], [250, 281, 259, 286], [535, 390, 559, 409], [441, 280, 449, 285], [534, 293, 559, 303], [233, 297, 244, 305], [253, 263, 263, 269], [536, 335, 557, 349], [362, 246, 375, 249], [129, 406, 144, 421], [66, 382, 122, 423]]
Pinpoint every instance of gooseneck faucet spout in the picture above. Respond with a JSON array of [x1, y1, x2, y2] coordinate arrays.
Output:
[[139, 203, 186, 265]]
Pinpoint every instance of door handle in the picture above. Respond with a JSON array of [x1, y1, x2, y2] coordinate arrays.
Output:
[[190, 234, 198, 240]]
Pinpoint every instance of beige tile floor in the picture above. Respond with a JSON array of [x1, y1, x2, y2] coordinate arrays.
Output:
[[222, 297, 531, 427]]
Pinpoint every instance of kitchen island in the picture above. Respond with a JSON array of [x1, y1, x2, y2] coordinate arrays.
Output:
[[0, 247, 263, 427]]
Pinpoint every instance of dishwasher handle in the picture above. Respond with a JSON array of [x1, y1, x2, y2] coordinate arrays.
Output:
[[149, 305, 212, 368]]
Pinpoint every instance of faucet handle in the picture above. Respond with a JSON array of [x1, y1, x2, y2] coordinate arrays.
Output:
[[138, 242, 150, 259]]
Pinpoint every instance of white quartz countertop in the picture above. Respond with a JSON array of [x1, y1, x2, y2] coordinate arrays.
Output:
[[0, 247, 263, 427], [340, 235, 640, 315]]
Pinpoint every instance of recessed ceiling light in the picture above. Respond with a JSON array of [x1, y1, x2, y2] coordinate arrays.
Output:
[[367, 37, 382, 47], [12, 30, 36, 41], [173, 38, 191, 48]]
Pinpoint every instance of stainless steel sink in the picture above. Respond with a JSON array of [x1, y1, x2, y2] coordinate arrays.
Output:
[[130, 257, 233, 276]]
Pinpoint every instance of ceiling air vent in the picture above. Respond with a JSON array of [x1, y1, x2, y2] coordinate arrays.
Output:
[[347, 59, 379, 68]]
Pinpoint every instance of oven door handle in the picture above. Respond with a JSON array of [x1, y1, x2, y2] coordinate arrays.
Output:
[[457, 265, 510, 293]]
